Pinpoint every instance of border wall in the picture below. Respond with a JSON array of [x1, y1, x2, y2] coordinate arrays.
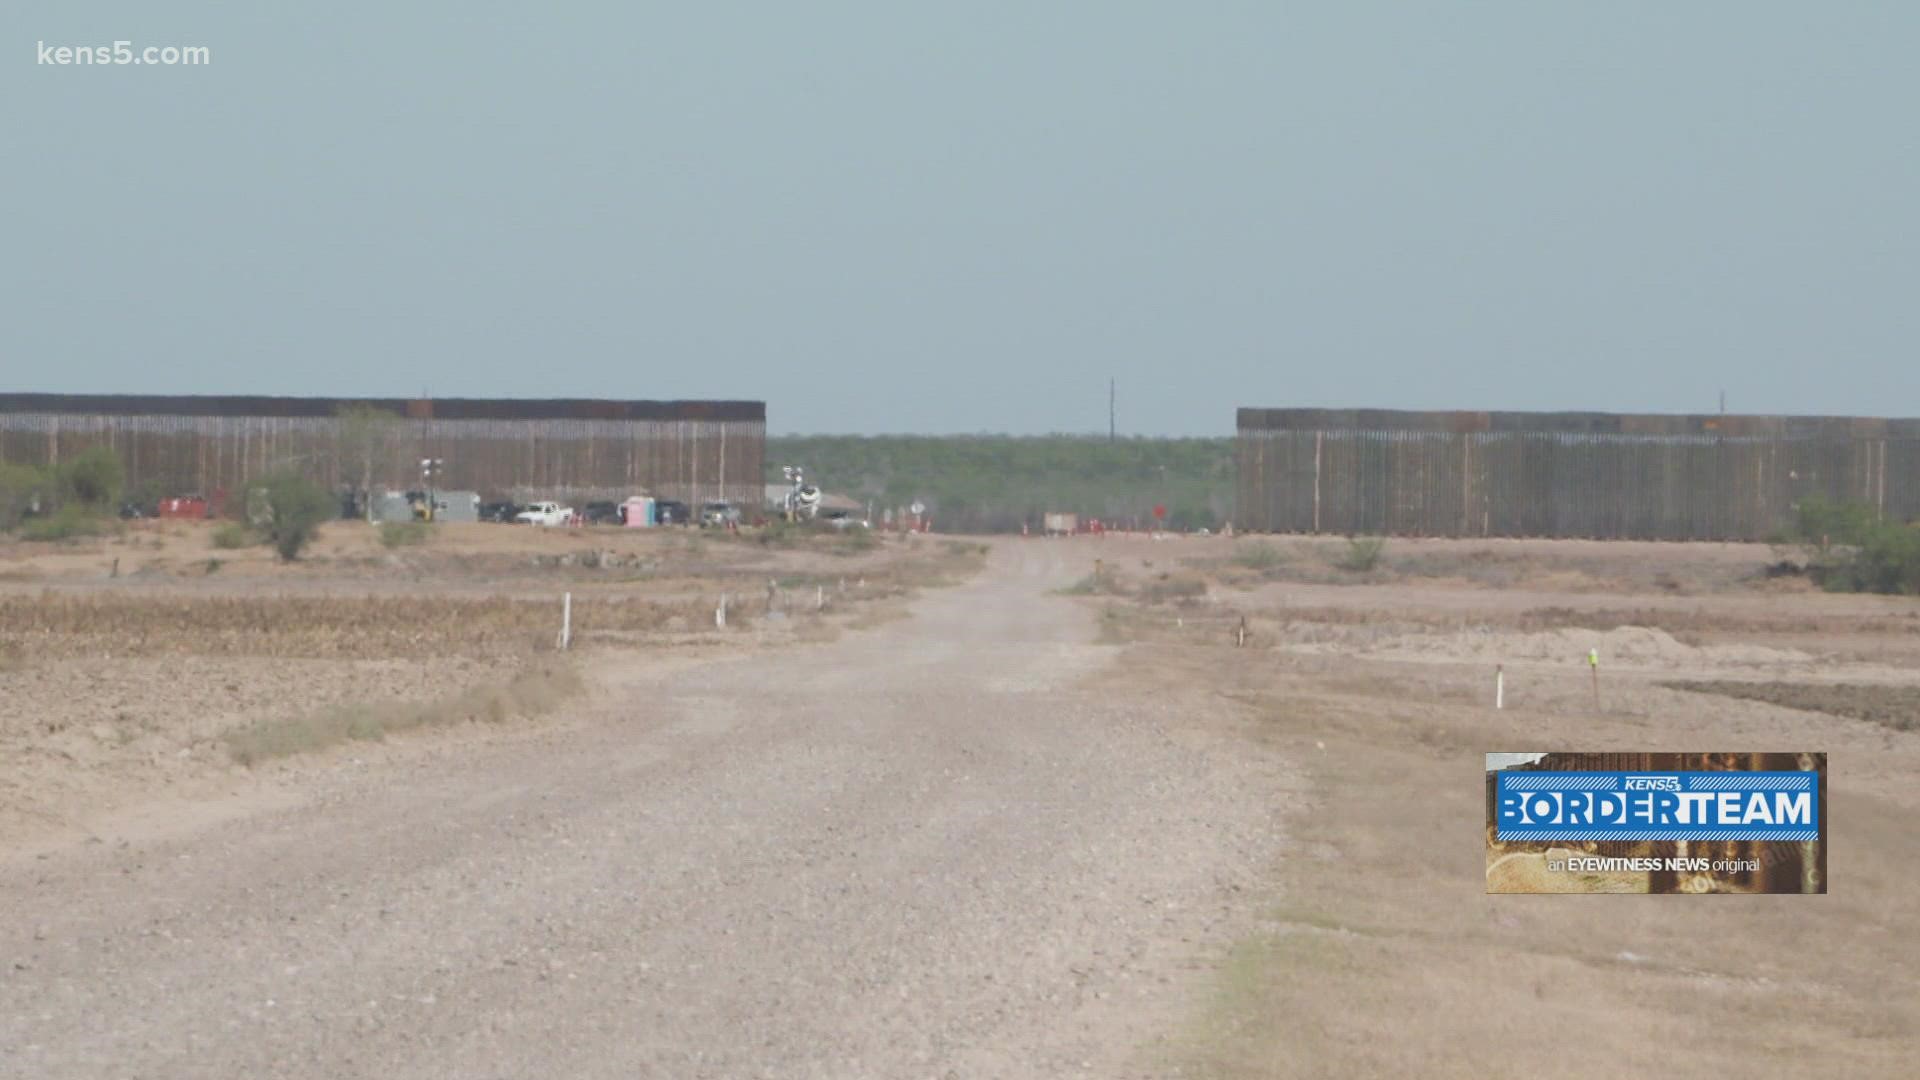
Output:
[[0, 395, 766, 508], [1237, 408, 1920, 541]]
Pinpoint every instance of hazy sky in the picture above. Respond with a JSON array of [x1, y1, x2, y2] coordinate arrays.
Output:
[[7, 3, 1916, 435]]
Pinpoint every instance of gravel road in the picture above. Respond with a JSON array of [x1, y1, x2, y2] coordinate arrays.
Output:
[[1, 541, 1288, 1079]]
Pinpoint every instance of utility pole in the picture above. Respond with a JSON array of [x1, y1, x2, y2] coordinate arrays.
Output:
[[1109, 377, 1115, 442], [420, 457, 444, 521]]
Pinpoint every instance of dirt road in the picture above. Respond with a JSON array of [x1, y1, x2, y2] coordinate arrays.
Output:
[[1, 541, 1287, 1078]]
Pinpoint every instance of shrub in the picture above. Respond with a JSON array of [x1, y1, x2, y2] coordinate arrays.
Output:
[[1336, 536, 1386, 573], [211, 522, 256, 549], [1138, 573, 1207, 603], [336, 403, 404, 523], [222, 659, 582, 766], [755, 519, 802, 547], [19, 505, 107, 542], [1792, 497, 1877, 548], [1785, 499, 1920, 595], [125, 477, 169, 519], [256, 470, 333, 561], [1232, 541, 1286, 570], [379, 521, 430, 548], [0, 463, 55, 531], [59, 446, 125, 510], [832, 526, 878, 554], [1815, 523, 1920, 596], [1057, 560, 1127, 596]]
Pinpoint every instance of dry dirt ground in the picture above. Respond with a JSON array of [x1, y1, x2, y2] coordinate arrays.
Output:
[[0, 531, 1288, 1078], [0, 522, 974, 853], [1089, 534, 1918, 1078], [3, 529, 1916, 1077]]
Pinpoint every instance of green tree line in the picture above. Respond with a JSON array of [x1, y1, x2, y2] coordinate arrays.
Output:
[[766, 435, 1236, 533]]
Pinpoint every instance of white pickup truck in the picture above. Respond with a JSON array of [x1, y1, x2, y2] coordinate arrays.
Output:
[[514, 501, 574, 527]]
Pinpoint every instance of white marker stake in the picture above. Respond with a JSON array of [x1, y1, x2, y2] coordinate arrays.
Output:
[[1495, 664, 1504, 710], [1589, 648, 1600, 711], [559, 592, 572, 651], [716, 593, 728, 629]]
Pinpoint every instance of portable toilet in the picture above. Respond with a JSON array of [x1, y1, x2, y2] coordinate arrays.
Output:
[[622, 496, 655, 527], [431, 491, 481, 523], [372, 491, 416, 524]]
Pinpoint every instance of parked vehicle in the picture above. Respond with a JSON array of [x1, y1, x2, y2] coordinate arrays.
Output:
[[653, 499, 690, 525], [514, 501, 574, 527], [582, 501, 623, 526], [699, 501, 742, 528], [157, 495, 212, 520], [480, 501, 522, 523]]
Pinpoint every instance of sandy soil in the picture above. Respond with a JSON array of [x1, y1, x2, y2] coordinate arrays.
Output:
[[3, 530, 1914, 1076], [1090, 534, 1918, 1077], [0, 522, 970, 853], [0, 539, 1289, 1078]]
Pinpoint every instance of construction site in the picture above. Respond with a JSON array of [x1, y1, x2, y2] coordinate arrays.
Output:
[[3, 409, 1915, 1074], [7, 5, 1917, 1071]]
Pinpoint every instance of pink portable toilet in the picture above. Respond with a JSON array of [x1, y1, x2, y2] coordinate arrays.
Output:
[[622, 496, 655, 527]]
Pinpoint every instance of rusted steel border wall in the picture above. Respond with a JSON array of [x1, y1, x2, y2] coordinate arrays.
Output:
[[1238, 408, 1920, 540], [0, 396, 766, 508]]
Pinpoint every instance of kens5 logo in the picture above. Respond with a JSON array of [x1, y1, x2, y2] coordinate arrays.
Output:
[[1623, 776, 1682, 791]]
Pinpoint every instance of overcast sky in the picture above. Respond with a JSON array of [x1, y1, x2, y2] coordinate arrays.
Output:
[[7, 3, 1916, 435]]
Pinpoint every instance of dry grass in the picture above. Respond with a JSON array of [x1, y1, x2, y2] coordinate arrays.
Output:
[[0, 536, 987, 663], [1665, 680, 1920, 732], [378, 521, 430, 548], [1136, 572, 1208, 604], [1196, 540, 1769, 594], [1152, 662, 1917, 1078], [844, 600, 912, 631], [0, 591, 718, 659], [1056, 564, 1205, 604], [1094, 536, 1920, 1077], [1097, 583, 1920, 652], [222, 658, 583, 765], [846, 540, 988, 593]]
